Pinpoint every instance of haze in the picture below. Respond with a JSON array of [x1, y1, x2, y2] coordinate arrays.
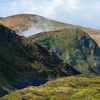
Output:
[[0, 0, 100, 29]]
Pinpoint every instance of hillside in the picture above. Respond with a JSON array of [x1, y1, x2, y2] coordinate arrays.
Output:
[[0, 24, 80, 97], [0, 14, 100, 46], [0, 14, 100, 99], [1, 75, 100, 100], [29, 28, 100, 75], [0, 17, 3, 20], [0, 14, 68, 36]]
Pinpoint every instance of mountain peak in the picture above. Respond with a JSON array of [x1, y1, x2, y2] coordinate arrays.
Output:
[[0, 14, 100, 46], [0, 23, 17, 43]]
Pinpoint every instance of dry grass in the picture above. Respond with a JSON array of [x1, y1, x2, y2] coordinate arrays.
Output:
[[89, 34, 100, 47]]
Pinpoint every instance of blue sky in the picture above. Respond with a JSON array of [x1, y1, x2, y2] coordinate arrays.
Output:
[[0, 0, 100, 29]]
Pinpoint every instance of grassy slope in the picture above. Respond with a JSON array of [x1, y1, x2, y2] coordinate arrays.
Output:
[[1, 74, 100, 100], [29, 28, 100, 75]]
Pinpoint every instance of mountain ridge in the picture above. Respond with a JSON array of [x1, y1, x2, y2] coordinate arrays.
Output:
[[0, 23, 81, 97], [29, 28, 100, 75], [0, 14, 100, 46]]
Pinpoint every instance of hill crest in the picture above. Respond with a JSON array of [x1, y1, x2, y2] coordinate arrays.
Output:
[[0, 24, 81, 97], [0, 14, 100, 46]]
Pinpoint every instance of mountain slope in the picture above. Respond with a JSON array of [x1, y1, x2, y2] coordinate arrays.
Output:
[[1, 75, 100, 100], [0, 14, 68, 36], [0, 17, 3, 20], [0, 14, 100, 46], [0, 24, 80, 97], [29, 28, 100, 75]]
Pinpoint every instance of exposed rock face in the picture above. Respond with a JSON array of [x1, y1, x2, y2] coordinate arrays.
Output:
[[76, 35, 100, 56], [15, 72, 47, 88], [0, 87, 8, 97]]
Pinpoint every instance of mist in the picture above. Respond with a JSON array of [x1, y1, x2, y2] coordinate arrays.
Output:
[[22, 26, 43, 37], [21, 15, 53, 37]]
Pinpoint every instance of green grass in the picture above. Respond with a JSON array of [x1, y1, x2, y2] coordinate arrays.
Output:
[[1, 75, 100, 100]]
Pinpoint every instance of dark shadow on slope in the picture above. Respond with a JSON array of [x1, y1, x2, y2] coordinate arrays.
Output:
[[0, 24, 81, 97]]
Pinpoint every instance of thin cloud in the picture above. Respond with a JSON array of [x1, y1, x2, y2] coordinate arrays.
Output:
[[0, 0, 100, 29], [0, 0, 80, 17]]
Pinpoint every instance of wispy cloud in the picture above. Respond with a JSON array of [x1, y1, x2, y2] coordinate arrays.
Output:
[[0, 0, 100, 29]]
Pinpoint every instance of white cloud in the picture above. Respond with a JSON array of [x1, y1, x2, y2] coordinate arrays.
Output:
[[0, 0, 80, 17], [0, 0, 100, 29], [64, 0, 80, 11]]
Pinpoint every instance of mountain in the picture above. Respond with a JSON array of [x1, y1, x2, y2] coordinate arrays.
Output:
[[1, 75, 100, 100], [0, 24, 80, 97], [29, 28, 100, 75], [0, 13, 100, 98], [0, 14, 100, 46], [0, 17, 3, 20], [0, 14, 68, 36]]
